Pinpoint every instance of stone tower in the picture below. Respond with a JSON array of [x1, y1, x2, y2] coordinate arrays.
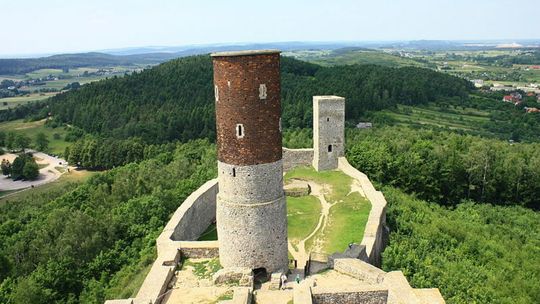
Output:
[[211, 50, 288, 273], [313, 96, 345, 171]]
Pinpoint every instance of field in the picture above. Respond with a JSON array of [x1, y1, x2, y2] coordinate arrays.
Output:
[[0, 66, 142, 109], [0, 118, 71, 155], [0, 92, 56, 110], [383, 104, 491, 129], [284, 49, 427, 67]]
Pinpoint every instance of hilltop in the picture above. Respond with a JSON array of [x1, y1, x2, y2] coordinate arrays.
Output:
[[38, 55, 470, 143]]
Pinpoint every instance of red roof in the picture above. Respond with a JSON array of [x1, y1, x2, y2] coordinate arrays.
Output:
[[503, 95, 513, 101]]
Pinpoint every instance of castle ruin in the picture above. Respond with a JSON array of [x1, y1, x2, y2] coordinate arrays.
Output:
[[105, 50, 445, 304]]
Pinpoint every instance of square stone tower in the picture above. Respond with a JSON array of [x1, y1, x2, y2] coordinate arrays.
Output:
[[313, 96, 345, 171]]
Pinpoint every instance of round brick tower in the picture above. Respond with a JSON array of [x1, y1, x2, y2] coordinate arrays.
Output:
[[211, 50, 288, 273]]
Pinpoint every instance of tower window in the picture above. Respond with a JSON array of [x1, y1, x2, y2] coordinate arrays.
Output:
[[259, 84, 267, 99], [327, 117, 330, 122], [328, 145, 333, 152], [236, 124, 244, 138], [214, 85, 219, 102], [232, 168, 236, 177]]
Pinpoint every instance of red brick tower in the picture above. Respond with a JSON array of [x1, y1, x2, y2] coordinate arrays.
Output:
[[212, 50, 288, 273]]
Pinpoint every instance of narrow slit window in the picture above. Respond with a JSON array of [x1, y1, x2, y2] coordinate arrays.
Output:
[[259, 84, 267, 99], [232, 168, 236, 177], [328, 145, 333, 152], [236, 124, 244, 138], [214, 85, 219, 102], [327, 117, 330, 122]]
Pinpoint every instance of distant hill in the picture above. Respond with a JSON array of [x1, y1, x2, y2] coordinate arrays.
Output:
[[0, 52, 177, 75], [0, 42, 370, 75], [287, 47, 430, 67], [41, 55, 471, 143]]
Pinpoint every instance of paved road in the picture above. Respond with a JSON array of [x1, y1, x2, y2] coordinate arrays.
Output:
[[0, 150, 67, 191]]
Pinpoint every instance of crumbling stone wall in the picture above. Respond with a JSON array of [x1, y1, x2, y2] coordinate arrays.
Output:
[[282, 147, 313, 171], [312, 289, 388, 304]]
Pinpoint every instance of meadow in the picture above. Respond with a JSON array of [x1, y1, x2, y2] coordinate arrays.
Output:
[[0, 118, 71, 155], [285, 166, 371, 255]]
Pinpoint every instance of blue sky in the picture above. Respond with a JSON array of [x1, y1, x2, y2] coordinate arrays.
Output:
[[1, 0, 538, 56]]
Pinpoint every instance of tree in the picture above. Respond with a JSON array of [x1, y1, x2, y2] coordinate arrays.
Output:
[[23, 161, 39, 180], [1, 159, 11, 176], [10, 153, 36, 180], [14, 134, 31, 152], [5, 132, 15, 151], [35, 133, 49, 151]]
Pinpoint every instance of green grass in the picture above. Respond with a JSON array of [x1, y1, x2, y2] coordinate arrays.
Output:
[[0, 119, 71, 155], [287, 195, 321, 244], [198, 223, 218, 241], [0, 92, 56, 110], [183, 258, 222, 279], [212, 291, 234, 303], [323, 191, 371, 254], [285, 166, 354, 203], [382, 104, 493, 135], [285, 166, 371, 255]]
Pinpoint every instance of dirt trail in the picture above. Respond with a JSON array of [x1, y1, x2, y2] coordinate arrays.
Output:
[[288, 181, 332, 268]]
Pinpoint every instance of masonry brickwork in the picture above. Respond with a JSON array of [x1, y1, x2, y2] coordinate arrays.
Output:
[[212, 50, 288, 273]]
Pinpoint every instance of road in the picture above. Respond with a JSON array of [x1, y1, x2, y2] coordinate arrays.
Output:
[[0, 150, 67, 191]]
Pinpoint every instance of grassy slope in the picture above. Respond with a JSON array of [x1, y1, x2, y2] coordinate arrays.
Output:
[[285, 166, 371, 254], [287, 195, 321, 246], [0, 169, 97, 204], [381, 103, 494, 135], [0, 118, 70, 155]]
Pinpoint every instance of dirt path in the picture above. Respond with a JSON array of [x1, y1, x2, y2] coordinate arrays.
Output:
[[348, 179, 366, 198], [288, 181, 332, 268], [0, 150, 68, 191]]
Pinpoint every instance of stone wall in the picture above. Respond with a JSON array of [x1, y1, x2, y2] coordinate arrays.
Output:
[[338, 157, 387, 266], [168, 179, 218, 241], [105, 179, 220, 304], [312, 287, 388, 304], [282, 147, 313, 171]]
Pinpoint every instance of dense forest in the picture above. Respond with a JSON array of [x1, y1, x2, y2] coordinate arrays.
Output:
[[346, 127, 540, 209], [42, 55, 472, 143], [381, 187, 540, 304], [0, 139, 216, 304]]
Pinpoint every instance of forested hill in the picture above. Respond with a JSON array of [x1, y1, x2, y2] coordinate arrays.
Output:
[[0, 52, 172, 74], [46, 55, 472, 143]]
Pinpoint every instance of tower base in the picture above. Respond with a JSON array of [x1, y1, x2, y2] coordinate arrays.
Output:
[[216, 195, 288, 273]]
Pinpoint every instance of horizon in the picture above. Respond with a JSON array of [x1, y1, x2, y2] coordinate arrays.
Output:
[[1, 0, 539, 57]]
